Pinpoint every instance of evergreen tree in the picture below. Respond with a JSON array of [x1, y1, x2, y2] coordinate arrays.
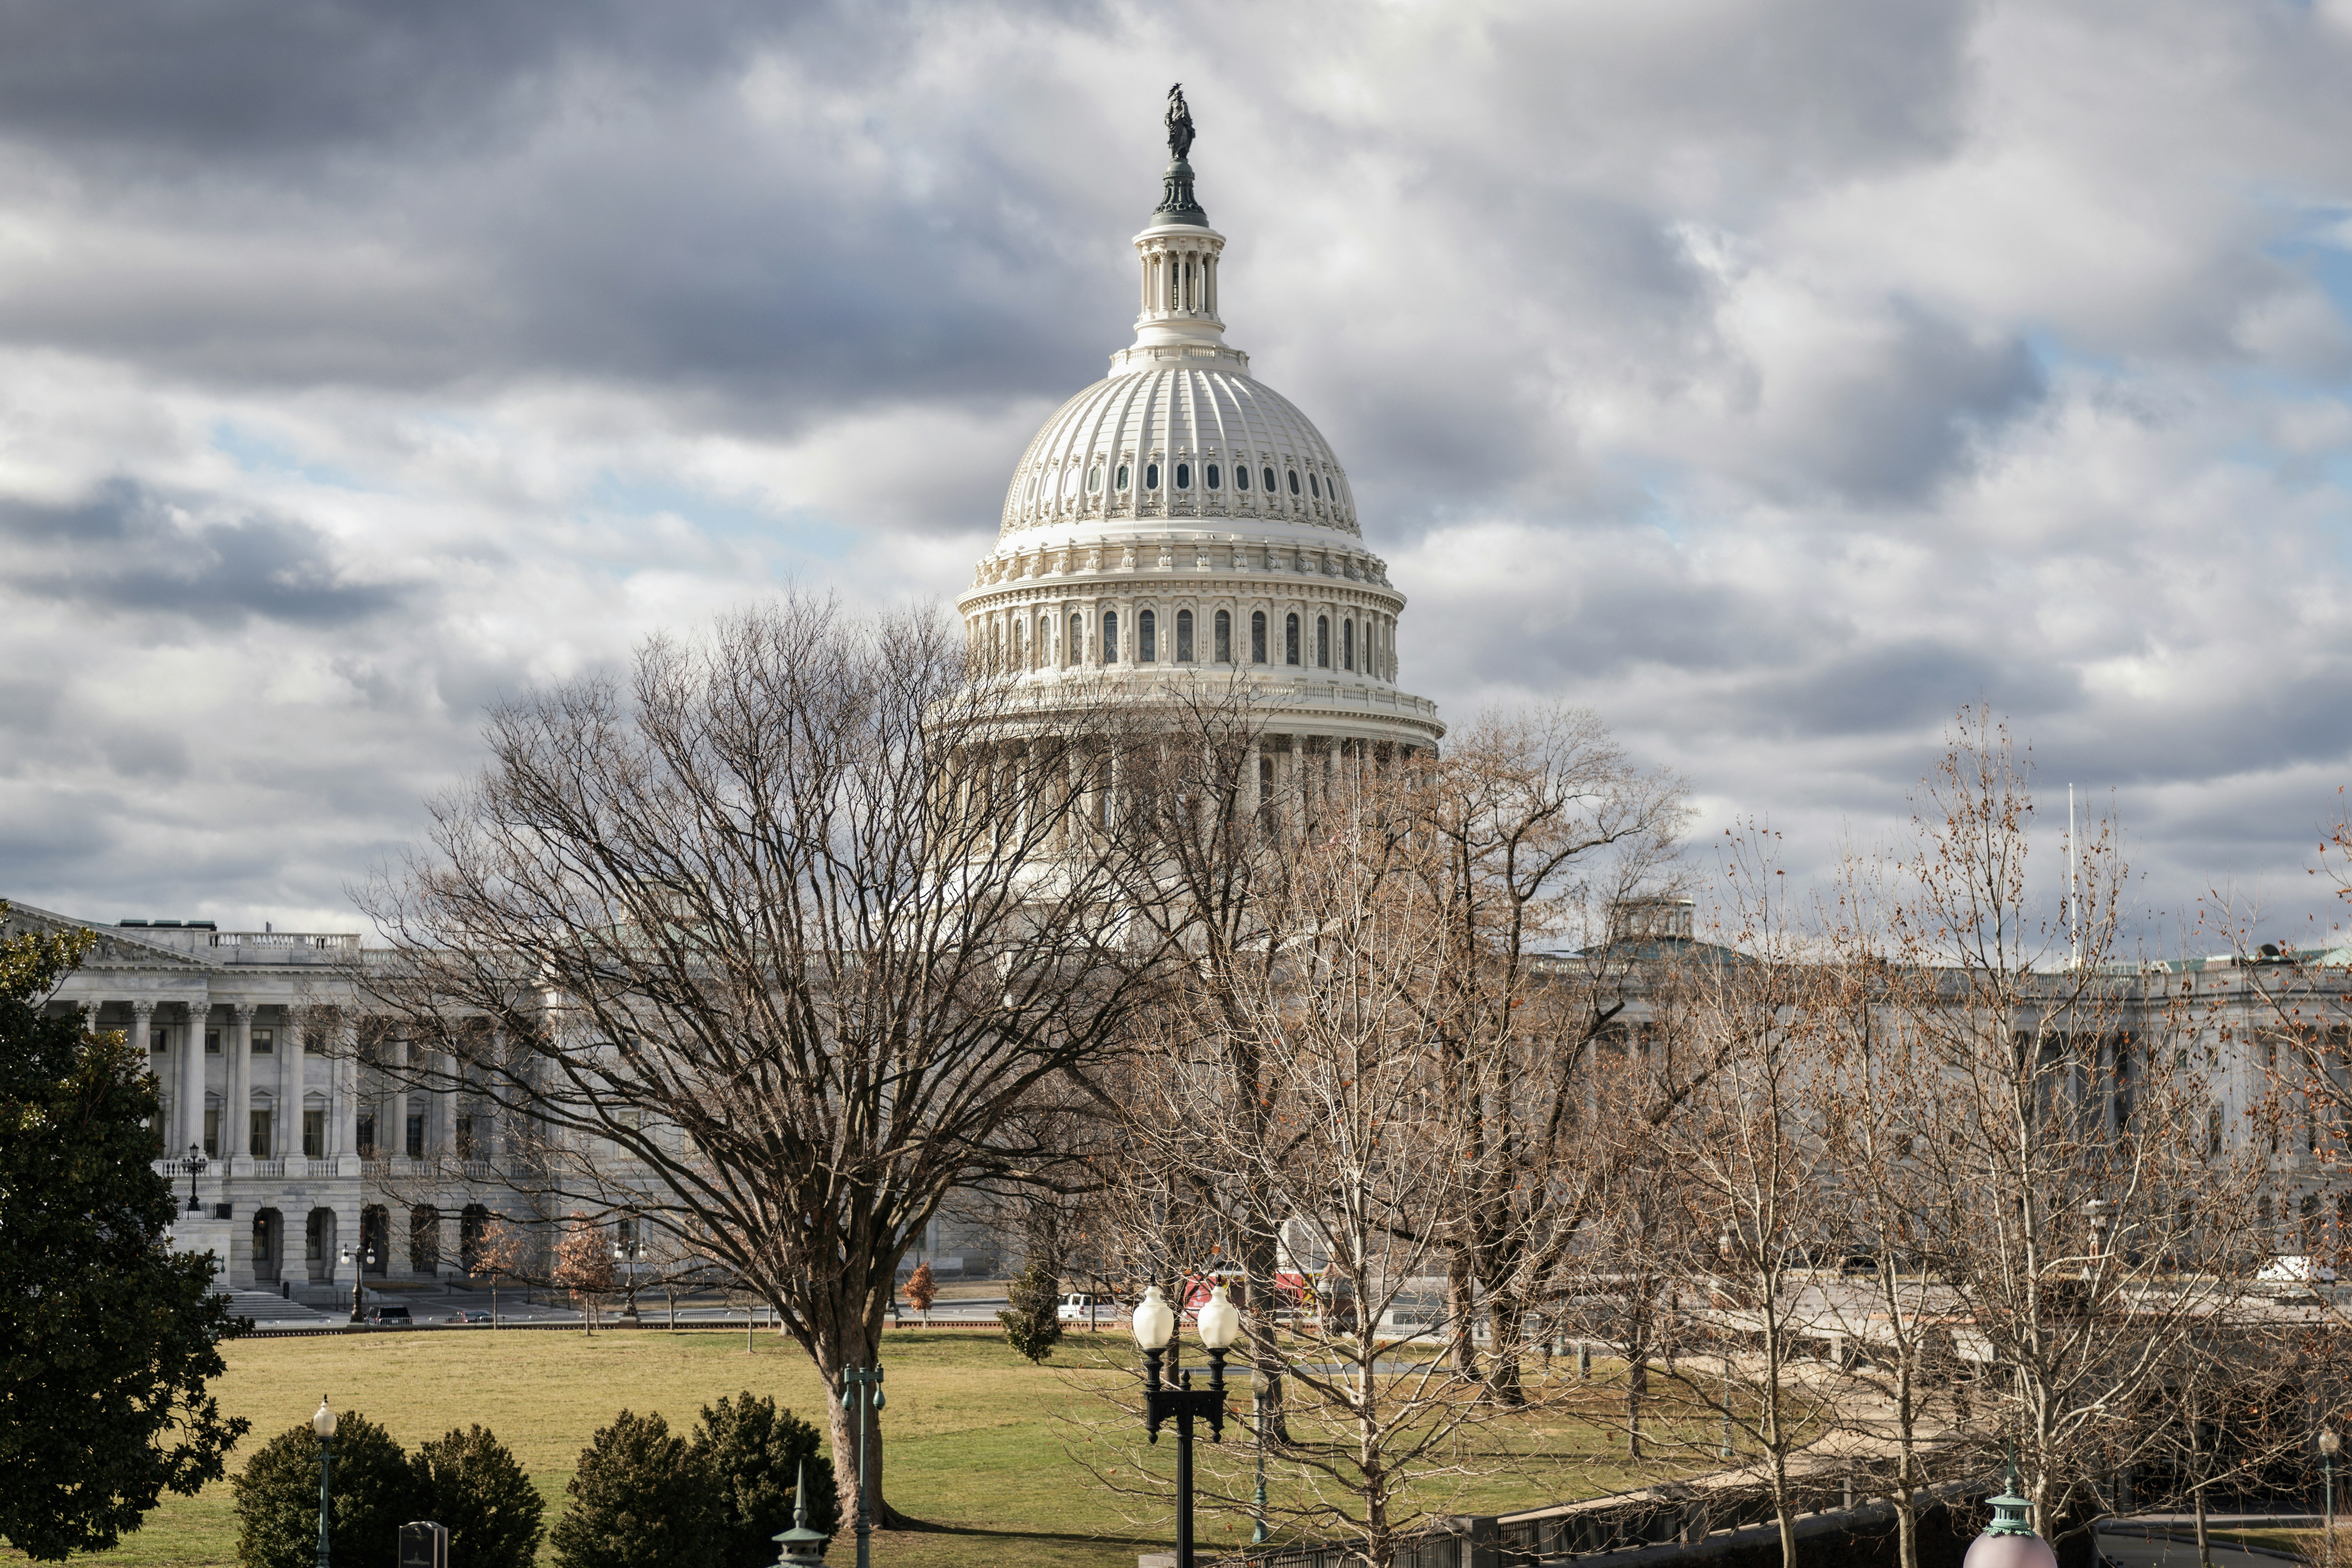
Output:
[[997, 1260, 1064, 1363], [412, 1425, 544, 1568], [231, 1412, 424, 1568], [548, 1410, 719, 1568], [690, 1391, 837, 1568], [0, 910, 249, 1560]]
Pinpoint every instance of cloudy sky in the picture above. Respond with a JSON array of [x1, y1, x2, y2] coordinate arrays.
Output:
[[2, 0, 2349, 951]]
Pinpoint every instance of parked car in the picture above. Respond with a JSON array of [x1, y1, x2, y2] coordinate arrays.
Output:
[[444, 1308, 491, 1324], [365, 1305, 414, 1327], [1057, 1292, 1109, 1325]]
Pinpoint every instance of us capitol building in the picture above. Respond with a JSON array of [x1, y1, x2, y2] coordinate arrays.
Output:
[[10, 95, 2341, 1307], [4, 91, 1445, 1306]]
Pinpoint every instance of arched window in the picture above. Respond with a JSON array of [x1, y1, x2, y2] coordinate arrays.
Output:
[[1343, 619, 1355, 671], [1116, 464, 1131, 491], [1264, 466, 1277, 492], [1146, 462, 1161, 490], [1287, 469, 1301, 495], [1285, 613, 1301, 665], [1316, 615, 1330, 668], [1235, 465, 1250, 491], [1206, 464, 1221, 490], [1139, 609, 1157, 662], [1215, 609, 1232, 663], [1070, 612, 1083, 667], [1037, 616, 1050, 668], [989, 621, 1002, 671], [1177, 608, 1195, 662], [1103, 611, 1119, 663], [1250, 611, 1267, 664], [1175, 462, 1191, 490], [409, 1204, 440, 1273]]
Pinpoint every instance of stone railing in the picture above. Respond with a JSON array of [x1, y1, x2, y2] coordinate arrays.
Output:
[[208, 932, 361, 949]]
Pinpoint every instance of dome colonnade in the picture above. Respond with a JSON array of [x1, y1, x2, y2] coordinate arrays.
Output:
[[955, 86, 1443, 791]]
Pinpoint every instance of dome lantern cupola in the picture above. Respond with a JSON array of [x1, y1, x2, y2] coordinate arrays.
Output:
[[1120, 83, 1242, 374]]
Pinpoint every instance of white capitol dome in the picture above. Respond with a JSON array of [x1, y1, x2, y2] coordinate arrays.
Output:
[[957, 94, 1442, 756]]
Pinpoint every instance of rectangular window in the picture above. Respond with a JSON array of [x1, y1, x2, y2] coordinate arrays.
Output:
[[1259, 757, 1274, 804], [250, 1110, 271, 1159], [252, 1028, 273, 1055], [406, 1113, 426, 1158], [205, 1030, 221, 1055], [1102, 610, 1118, 663], [150, 1025, 168, 1054], [455, 1116, 476, 1158], [303, 1109, 325, 1158], [356, 1113, 377, 1157], [203, 1108, 220, 1157]]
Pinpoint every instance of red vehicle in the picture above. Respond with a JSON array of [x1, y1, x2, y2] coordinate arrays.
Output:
[[1174, 1271, 1311, 1319]]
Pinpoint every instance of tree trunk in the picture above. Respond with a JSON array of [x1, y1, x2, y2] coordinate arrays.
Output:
[[1627, 1354, 1647, 1458]]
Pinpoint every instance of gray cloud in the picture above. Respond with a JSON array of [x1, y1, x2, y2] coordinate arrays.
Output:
[[0, 481, 407, 627]]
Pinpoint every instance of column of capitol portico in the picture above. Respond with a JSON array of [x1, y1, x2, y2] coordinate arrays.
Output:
[[180, 998, 211, 1156], [225, 1004, 255, 1159], [333, 1014, 359, 1165], [129, 1000, 155, 1075], [280, 1011, 305, 1160], [435, 1044, 458, 1163]]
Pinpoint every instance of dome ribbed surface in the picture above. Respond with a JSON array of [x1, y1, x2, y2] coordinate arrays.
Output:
[[1000, 366, 1358, 540]]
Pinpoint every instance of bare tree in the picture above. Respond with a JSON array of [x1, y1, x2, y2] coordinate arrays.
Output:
[[1870, 710, 2270, 1563], [351, 592, 1162, 1520], [1090, 766, 1511, 1568]]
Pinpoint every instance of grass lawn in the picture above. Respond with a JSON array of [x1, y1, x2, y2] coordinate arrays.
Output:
[[24, 1327, 1708, 1568]]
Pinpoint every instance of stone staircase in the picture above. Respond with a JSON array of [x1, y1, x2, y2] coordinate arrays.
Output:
[[213, 1288, 334, 1326]]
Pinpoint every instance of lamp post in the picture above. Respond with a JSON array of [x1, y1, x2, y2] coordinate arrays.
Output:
[[612, 1238, 640, 1321], [312, 1397, 337, 1568], [339, 1244, 376, 1324], [843, 1364, 885, 1568], [1251, 1368, 1278, 1545], [1132, 1282, 1239, 1568], [185, 1143, 207, 1213], [2321, 1428, 2340, 1568]]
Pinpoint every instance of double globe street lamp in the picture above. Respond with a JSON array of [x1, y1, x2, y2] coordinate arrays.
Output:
[[1131, 1282, 1241, 1568], [337, 1244, 377, 1323]]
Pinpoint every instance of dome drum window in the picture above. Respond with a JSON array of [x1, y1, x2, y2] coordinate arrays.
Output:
[[1215, 609, 1232, 663], [1087, 466, 1102, 493], [1146, 462, 1161, 490], [1309, 473, 1321, 498], [1343, 619, 1355, 671], [1103, 611, 1119, 664], [1250, 611, 1267, 664], [1116, 464, 1131, 491], [1287, 469, 1300, 495], [1316, 615, 1330, 668], [1235, 465, 1249, 491], [1264, 467, 1277, 492], [1284, 613, 1301, 666], [1175, 462, 1191, 490], [1069, 612, 1083, 667], [1139, 609, 1157, 662], [1205, 464, 1221, 490], [1176, 609, 1194, 662]]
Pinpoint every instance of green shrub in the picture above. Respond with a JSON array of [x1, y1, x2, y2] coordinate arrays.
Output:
[[997, 1260, 1064, 1363], [231, 1412, 424, 1568], [690, 1391, 838, 1568], [548, 1410, 719, 1568], [412, 1425, 544, 1568]]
